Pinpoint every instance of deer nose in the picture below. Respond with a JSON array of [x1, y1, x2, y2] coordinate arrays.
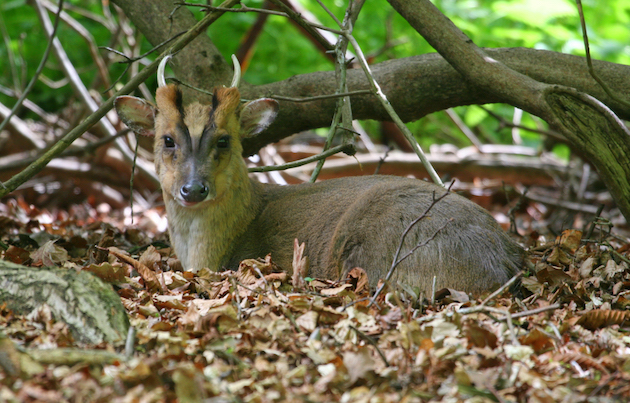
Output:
[[180, 180, 210, 203]]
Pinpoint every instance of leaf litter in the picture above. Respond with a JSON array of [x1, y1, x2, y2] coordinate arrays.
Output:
[[1, 200, 630, 402]]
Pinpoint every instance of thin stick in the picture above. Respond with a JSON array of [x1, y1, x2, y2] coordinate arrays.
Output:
[[309, 0, 363, 182], [248, 144, 352, 173], [480, 272, 523, 306], [267, 0, 336, 52], [0, 129, 130, 173], [576, 0, 630, 109], [182, 0, 344, 35], [508, 303, 561, 320], [129, 135, 140, 225], [349, 325, 390, 367], [271, 90, 372, 103], [370, 189, 452, 305], [479, 106, 563, 141], [0, 0, 65, 140], [345, 33, 443, 186]]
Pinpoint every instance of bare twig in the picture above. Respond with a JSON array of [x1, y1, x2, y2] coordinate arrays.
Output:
[[508, 303, 561, 320], [40, 0, 112, 95], [479, 106, 564, 142], [267, 0, 336, 53], [575, 0, 630, 109], [101, 32, 186, 92], [373, 146, 391, 175], [349, 325, 390, 367], [179, 1, 285, 16], [480, 272, 523, 306], [124, 327, 136, 360], [309, 0, 363, 182], [0, 0, 65, 144], [507, 186, 526, 236], [33, 0, 157, 183], [181, 0, 343, 35], [444, 108, 483, 149], [248, 144, 352, 173], [0, 129, 130, 173], [370, 188, 453, 305], [345, 34, 443, 186], [271, 90, 372, 103]]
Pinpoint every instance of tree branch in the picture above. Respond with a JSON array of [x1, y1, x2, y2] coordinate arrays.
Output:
[[240, 49, 630, 155], [387, 0, 630, 221]]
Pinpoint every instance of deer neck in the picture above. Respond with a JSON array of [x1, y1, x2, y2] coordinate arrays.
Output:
[[164, 164, 258, 271]]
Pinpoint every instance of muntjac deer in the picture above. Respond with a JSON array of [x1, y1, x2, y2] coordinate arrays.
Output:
[[115, 57, 523, 295]]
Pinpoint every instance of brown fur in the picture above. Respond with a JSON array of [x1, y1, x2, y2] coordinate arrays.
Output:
[[115, 86, 524, 294]]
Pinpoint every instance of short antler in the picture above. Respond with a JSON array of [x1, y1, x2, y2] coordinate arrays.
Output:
[[157, 54, 240, 88], [230, 54, 241, 88], [157, 55, 172, 88]]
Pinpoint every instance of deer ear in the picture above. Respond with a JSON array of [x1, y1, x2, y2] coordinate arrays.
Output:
[[239, 98, 278, 138], [114, 96, 156, 137]]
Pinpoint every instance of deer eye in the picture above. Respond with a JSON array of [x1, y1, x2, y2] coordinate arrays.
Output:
[[217, 135, 230, 149], [163, 136, 176, 148]]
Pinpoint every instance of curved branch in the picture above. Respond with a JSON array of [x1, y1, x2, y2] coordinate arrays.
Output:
[[386, 0, 630, 221]]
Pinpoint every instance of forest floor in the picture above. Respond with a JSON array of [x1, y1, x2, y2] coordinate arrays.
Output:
[[1, 180, 629, 402]]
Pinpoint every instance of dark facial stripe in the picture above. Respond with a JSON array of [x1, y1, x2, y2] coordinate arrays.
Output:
[[174, 87, 185, 121], [176, 121, 192, 151], [198, 119, 216, 155], [212, 91, 219, 111]]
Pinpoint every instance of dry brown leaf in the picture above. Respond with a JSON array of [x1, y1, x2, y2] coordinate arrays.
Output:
[[343, 348, 375, 384], [292, 238, 308, 289], [376, 307, 403, 330], [546, 246, 572, 266], [576, 309, 630, 330], [536, 266, 573, 287], [519, 328, 554, 353], [578, 256, 597, 278], [30, 240, 69, 267], [4, 245, 31, 264], [434, 288, 470, 303], [107, 247, 163, 292], [554, 352, 610, 374], [193, 303, 239, 333], [320, 283, 353, 296], [84, 261, 126, 283], [139, 245, 162, 270], [603, 259, 627, 280], [464, 322, 498, 349], [295, 310, 318, 332], [345, 267, 370, 296], [153, 294, 187, 310], [558, 229, 582, 253]]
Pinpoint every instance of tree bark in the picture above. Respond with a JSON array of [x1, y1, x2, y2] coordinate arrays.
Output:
[[0, 261, 129, 346]]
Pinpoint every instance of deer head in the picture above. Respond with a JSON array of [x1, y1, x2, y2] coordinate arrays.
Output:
[[115, 56, 278, 207]]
